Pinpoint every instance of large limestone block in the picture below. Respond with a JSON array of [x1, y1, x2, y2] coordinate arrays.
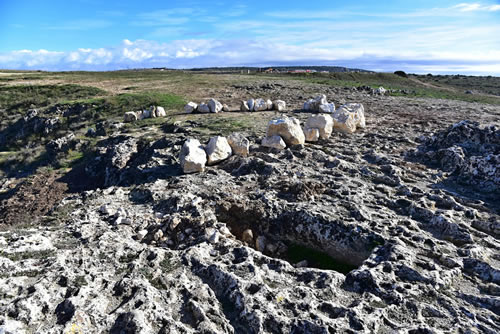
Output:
[[305, 114, 334, 139], [205, 136, 232, 165], [124, 112, 138, 123], [266, 117, 305, 146], [180, 139, 207, 173], [332, 109, 357, 134], [336, 103, 366, 129], [184, 102, 198, 114], [261, 135, 286, 150], [253, 98, 268, 112], [208, 99, 223, 113], [273, 100, 286, 111], [227, 133, 250, 157]]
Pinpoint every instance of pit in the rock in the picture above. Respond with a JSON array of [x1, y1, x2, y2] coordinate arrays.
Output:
[[216, 202, 378, 274], [284, 243, 359, 274]]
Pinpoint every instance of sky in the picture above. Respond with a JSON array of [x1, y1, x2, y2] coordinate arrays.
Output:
[[0, 0, 499, 74]]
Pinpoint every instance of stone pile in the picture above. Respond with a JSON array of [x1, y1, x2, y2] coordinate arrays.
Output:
[[179, 133, 250, 173], [184, 99, 229, 114], [123, 106, 166, 123], [303, 94, 335, 113], [240, 98, 286, 112]]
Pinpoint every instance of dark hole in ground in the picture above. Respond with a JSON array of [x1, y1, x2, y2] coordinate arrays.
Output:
[[284, 243, 359, 275], [216, 202, 373, 275]]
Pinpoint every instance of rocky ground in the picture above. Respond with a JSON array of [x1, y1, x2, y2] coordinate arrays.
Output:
[[0, 77, 499, 333]]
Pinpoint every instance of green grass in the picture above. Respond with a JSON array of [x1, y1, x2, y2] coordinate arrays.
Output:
[[285, 243, 358, 274], [0, 84, 107, 112], [265, 72, 500, 105]]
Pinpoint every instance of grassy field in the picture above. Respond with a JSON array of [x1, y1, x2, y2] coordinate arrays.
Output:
[[265, 71, 500, 105], [0, 69, 499, 180]]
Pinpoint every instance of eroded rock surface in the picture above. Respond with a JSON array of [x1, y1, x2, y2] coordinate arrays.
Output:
[[1, 80, 500, 334]]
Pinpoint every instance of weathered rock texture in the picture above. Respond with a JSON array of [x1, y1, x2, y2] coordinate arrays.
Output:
[[266, 117, 305, 146]]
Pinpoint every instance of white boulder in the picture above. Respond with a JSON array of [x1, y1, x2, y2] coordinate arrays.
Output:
[[266, 117, 305, 146], [261, 135, 286, 150], [304, 128, 320, 142], [184, 102, 198, 114], [253, 98, 268, 111], [273, 100, 286, 111], [208, 98, 223, 113], [336, 103, 366, 129], [240, 101, 250, 112], [247, 99, 255, 111], [180, 139, 207, 173], [205, 136, 232, 165], [303, 94, 328, 111], [124, 112, 138, 123], [318, 103, 335, 113], [156, 106, 166, 117], [305, 114, 334, 139], [375, 87, 386, 95], [227, 133, 250, 157], [198, 103, 210, 113], [266, 99, 273, 110]]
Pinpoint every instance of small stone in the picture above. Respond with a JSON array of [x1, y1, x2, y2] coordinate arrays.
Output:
[[253, 98, 268, 111], [154, 229, 164, 241], [198, 103, 210, 113], [124, 112, 138, 123], [222, 104, 230, 112], [241, 229, 254, 244], [184, 102, 198, 113], [208, 230, 220, 244], [208, 98, 223, 113], [240, 100, 250, 112], [255, 236, 266, 252], [155, 106, 166, 117], [273, 100, 286, 111], [136, 229, 148, 240]]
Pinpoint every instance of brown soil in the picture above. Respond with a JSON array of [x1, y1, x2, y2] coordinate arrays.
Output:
[[0, 171, 68, 228]]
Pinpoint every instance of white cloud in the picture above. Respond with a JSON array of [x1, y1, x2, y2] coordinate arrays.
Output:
[[0, 38, 499, 75], [453, 2, 500, 12]]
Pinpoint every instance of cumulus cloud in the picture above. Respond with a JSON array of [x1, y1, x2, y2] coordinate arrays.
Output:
[[0, 39, 499, 75], [453, 2, 500, 12]]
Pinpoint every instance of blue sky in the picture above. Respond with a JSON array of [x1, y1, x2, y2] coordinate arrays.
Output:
[[1, 0, 499, 74]]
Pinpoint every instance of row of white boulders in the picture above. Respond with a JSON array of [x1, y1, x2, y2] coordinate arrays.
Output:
[[241, 98, 286, 112], [262, 116, 305, 149], [184, 98, 229, 114], [179, 133, 250, 173], [303, 94, 335, 113], [124, 106, 167, 122]]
